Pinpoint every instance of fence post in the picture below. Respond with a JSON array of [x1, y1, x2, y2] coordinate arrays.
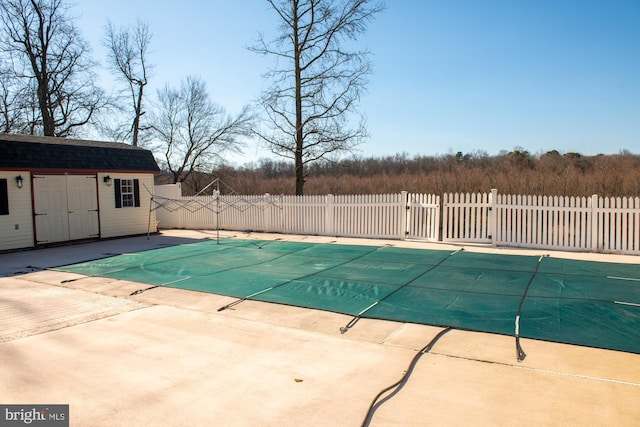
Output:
[[442, 193, 449, 241], [590, 194, 599, 252], [434, 194, 441, 242], [174, 183, 184, 229], [401, 191, 409, 240], [489, 188, 498, 246], [325, 194, 334, 236], [263, 193, 272, 232]]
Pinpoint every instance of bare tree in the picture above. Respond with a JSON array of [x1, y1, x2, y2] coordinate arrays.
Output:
[[150, 76, 253, 184], [0, 61, 28, 132], [0, 0, 104, 136], [103, 19, 152, 146], [252, 0, 384, 195]]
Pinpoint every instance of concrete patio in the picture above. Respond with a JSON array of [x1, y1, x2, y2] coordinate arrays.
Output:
[[1, 230, 638, 426]]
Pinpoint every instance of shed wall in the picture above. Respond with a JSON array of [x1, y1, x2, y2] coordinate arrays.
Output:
[[0, 171, 34, 251], [98, 173, 157, 238]]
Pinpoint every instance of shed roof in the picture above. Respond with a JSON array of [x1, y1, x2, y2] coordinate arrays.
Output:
[[0, 134, 160, 173]]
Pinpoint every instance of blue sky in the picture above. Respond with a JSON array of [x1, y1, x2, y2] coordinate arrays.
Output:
[[75, 1, 640, 163]]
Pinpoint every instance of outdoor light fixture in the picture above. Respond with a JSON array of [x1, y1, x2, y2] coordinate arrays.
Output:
[[15, 175, 23, 189], [103, 175, 112, 186]]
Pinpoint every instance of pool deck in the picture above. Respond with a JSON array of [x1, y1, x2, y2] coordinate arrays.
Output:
[[1, 230, 639, 426]]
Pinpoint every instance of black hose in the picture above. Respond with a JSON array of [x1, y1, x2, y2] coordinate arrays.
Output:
[[361, 326, 453, 427]]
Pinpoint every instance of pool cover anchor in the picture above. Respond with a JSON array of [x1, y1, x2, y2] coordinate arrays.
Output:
[[130, 285, 159, 296], [339, 317, 360, 334], [340, 302, 379, 334], [25, 265, 104, 284], [217, 287, 275, 312], [515, 315, 527, 361]]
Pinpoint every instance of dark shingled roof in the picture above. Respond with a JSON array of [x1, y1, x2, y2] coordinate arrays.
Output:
[[0, 134, 160, 173]]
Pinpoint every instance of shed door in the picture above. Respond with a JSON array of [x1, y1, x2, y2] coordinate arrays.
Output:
[[67, 175, 99, 240], [33, 175, 99, 244]]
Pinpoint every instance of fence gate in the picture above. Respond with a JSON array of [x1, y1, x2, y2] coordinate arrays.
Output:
[[406, 193, 440, 241]]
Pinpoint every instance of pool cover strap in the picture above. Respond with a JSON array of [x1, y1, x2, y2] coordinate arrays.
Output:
[[217, 244, 382, 313], [515, 255, 546, 361], [340, 249, 463, 334]]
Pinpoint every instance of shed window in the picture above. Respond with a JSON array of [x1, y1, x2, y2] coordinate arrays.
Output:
[[114, 178, 140, 208], [0, 179, 8, 215]]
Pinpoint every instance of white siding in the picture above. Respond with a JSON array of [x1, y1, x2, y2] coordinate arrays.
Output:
[[0, 171, 34, 251], [98, 173, 157, 238]]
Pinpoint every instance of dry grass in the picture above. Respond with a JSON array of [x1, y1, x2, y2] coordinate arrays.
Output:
[[168, 151, 640, 197]]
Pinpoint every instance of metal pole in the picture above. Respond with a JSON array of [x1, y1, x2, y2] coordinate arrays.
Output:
[[215, 179, 220, 244], [147, 196, 153, 240]]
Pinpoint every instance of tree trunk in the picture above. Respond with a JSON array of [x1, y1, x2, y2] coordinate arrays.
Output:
[[35, 14, 54, 136], [37, 79, 55, 136], [132, 84, 144, 146], [293, 2, 304, 196]]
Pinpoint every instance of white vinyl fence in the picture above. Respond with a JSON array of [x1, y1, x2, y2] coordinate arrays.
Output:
[[441, 189, 640, 254], [493, 193, 595, 251], [153, 185, 415, 240], [442, 192, 492, 243], [153, 184, 640, 255]]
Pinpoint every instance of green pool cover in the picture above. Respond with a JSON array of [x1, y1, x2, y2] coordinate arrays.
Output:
[[57, 238, 640, 354]]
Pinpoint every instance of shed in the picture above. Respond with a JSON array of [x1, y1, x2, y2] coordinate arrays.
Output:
[[0, 134, 160, 251]]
